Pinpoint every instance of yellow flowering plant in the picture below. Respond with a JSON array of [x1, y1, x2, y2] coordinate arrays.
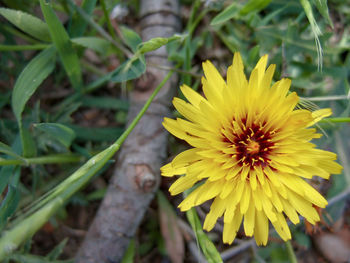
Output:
[[161, 53, 343, 245]]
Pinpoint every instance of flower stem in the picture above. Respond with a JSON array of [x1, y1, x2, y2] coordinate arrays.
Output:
[[320, 117, 350, 123], [286, 240, 298, 263]]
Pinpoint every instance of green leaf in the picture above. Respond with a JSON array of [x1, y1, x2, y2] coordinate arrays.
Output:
[[11, 46, 56, 157], [299, 0, 323, 68], [34, 123, 76, 148], [210, 2, 239, 26], [71, 36, 110, 54], [70, 0, 97, 37], [12, 46, 56, 123], [137, 34, 185, 54], [0, 141, 25, 161], [46, 238, 68, 260], [239, 0, 272, 16], [40, 0, 82, 90], [0, 7, 51, 42], [120, 25, 142, 53], [0, 168, 20, 231], [121, 239, 135, 263], [110, 55, 146, 83], [313, 0, 333, 28], [186, 208, 223, 263]]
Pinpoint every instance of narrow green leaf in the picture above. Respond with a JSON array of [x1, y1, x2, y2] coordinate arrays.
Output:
[[0, 166, 16, 199], [46, 238, 68, 260], [0, 168, 20, 231], [40, 0, 82, 90], [186, 208, 223, 263], [299, 0, 323, 69], [70, 0, 97, 37], [313, 0, 333, 28], [34, 123, 76, 148], [0, 142, 25, 161], [0, 7, 51, 42], [120, 26, 142, 53], [71, 36, 110, 54], [239, 0, 272, 16], [110, 55, 146, 83], [11, 46, 56, 156], [121, 239, 135, 263], [210, 2, 239, 26], [12, 46, 56, 122]]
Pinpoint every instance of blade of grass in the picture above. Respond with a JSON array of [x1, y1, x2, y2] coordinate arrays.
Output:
[[12, 46, 56, 157], [64, 0, 133, 58], [186, 208, 223, 263], [70, 0, 97, 37], [100, 0, 118, 40], [0, 44, 49, 51], [0, 70, 174, 260], [299, 0, 323, 69], [0, 7, 51, 42], [40, 0, 83, 91]]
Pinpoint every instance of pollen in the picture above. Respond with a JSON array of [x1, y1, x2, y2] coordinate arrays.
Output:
[[247, 140, 260, 154]]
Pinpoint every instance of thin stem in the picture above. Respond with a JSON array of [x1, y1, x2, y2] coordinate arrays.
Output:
[[147, 63, 201, 78], [302, 95, 349, 101], [285, 240, 298, 263], [100, 0, 118, 40], [64, 0, 133, 58], [0, 44, 49, 51], [328, 187, 350, 206], [320, 117, 350, 123], [0, 154, 82, 166], [112, 70, 174, 147]]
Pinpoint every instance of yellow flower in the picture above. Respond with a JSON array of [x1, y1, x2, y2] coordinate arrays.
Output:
[[161, 53, 343, 245]]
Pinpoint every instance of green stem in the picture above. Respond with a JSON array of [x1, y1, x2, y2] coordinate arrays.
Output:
[[0, 154, 82, 166], [113, 70, 174, 146], [100, 0, 118, 40], [320, 117, 350, 123], [0, 44, 49, 51], [64, 0, 132, 58], [286, 240, 298, 263]]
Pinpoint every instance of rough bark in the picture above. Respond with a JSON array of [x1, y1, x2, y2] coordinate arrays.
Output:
[[75, 0, 180, 262]]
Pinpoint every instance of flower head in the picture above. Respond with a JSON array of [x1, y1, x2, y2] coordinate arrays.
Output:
[[161, 53, 342, 245]]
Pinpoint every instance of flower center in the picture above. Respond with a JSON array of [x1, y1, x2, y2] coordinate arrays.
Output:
[[246, 140, 260, 154], [222, 119, 275, 168]]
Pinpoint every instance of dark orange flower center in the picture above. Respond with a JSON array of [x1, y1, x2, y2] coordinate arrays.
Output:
[[222, 119, 275, 167], [246, 140, 260, 154]]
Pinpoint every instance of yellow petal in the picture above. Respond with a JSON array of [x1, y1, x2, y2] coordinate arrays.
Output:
[[308, 108, 332, 126], [244, 201, 255, 236], [254, 209, 269, 245], [287, 190, 320, 224], [223, 207, 243, 244], [271, 212, 291, 241], [240, 183, 251, 214], [180, 84, 206, 108], [203, 196, 226, 231]]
